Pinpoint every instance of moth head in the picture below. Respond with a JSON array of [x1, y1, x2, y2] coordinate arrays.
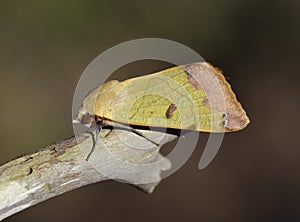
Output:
[[73, 108, 96, 128], [73, 87, 100, 128], [73, 100, 97, 128]]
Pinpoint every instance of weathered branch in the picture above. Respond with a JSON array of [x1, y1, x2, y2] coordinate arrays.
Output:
[[0, 126, 177, 221]]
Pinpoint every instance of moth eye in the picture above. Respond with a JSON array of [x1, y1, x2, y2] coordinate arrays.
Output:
[[223, 119, 229, 127], [222, 112, 228, 119], [81, 114, 95, 125]]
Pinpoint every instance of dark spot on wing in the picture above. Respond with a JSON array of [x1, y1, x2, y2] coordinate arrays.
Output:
[[165, 104, 177, 119]]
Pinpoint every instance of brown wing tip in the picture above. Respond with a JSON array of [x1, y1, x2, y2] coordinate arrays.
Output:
[[212, 65, 250, 132], [215, 71, 250, 131], [203, 62, 250, 132], [182, 62, 250, 132]]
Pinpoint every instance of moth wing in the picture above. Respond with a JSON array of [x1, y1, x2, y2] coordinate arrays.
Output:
[[102, 62, 249, 132]]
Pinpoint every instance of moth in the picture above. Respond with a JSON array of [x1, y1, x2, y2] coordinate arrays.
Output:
[[73, 62, 250, 160]]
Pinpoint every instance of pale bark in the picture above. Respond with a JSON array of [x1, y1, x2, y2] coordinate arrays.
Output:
[[0, 126, 177, 221]]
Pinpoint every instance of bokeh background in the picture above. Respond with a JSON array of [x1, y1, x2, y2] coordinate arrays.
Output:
[[0, 0, 299, 221]]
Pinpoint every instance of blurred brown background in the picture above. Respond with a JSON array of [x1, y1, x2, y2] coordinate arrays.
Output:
[[0, 0, 299, 221]]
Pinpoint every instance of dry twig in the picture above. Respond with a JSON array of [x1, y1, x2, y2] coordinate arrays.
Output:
[[0, 126, 177, 221]]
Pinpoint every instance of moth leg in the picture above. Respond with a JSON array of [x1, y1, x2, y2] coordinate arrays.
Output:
[[101, 120, 160, 147], [86, 120, 102, 161], [129, 127, 160, 147], [100, 121, 113, 138], [100, 128, 113, 138]]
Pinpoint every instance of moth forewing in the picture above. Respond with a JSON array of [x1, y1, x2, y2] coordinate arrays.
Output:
[[75, 62, 250, 133]]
